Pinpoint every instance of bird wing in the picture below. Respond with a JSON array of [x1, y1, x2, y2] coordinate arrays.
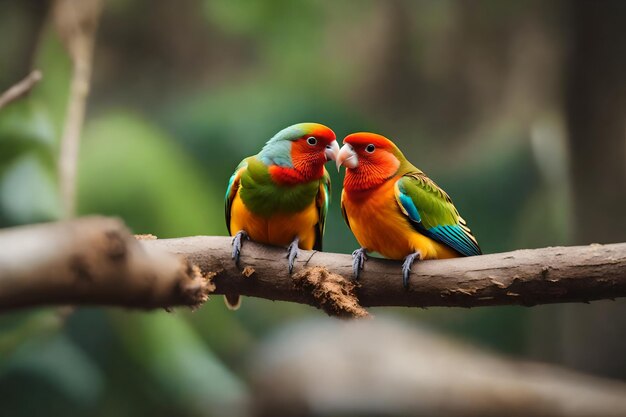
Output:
[[340, 188, 351, 232], [313, 168, 331, 251], [224, 158, 249, 235], [393, 172, 481, 256]]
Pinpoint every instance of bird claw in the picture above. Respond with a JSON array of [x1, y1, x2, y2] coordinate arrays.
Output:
[[231, 230, 248, 265], [352, 247, 368, 280], [287, 236, 300, 274], [402, 251, 421, 289]]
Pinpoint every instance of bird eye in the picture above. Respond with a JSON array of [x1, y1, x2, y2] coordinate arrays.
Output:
[[365, 144, 375, 153], [307, 137, 317, 146]]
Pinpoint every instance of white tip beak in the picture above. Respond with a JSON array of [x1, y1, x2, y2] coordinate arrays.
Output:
[[324, 140, 340, 162], [336, 144, 358, 171]]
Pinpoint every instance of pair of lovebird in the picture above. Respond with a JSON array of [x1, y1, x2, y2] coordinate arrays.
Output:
[[224, 122, 481, 309]]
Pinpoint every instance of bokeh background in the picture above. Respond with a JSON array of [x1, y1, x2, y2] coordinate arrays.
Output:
[[1, 1, 625, 416]]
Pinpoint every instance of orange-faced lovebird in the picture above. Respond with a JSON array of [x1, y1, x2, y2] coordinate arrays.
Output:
[[224, 123, 339, 308], [336, 132, 481, 288]]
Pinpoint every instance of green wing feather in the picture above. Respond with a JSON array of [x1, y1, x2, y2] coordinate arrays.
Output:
[[313, 168, 331, 251], [224, 158, 250, 235], [394, 172, 481, 256], [340, 200, 350, 231]]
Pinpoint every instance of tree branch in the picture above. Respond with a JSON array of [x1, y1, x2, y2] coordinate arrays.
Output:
[[0, 70, 42, 110], [0, 217, 213, 312], [251, 319, 626, 417], [0, 217, 624, 314], [147, 236, 626, 310]]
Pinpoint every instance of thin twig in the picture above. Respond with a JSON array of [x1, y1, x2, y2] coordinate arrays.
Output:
[[0, 70, 42, 110], [54, 0, 103, 219]]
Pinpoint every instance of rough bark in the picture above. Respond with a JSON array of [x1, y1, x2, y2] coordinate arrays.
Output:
[[1, 217, 624, 314], [0, 217, 213, 312], [148, 236, 626, 309]]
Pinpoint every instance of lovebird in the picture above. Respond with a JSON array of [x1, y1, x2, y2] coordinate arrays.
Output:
[[224, 123, 339, 308], [336, 132, 481, 287]]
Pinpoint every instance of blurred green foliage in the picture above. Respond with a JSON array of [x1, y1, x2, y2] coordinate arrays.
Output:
[[78, 112, 222, 237], [0, 99, 60, 224]]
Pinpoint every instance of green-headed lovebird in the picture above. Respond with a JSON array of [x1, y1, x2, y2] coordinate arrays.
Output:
[[224, 123, 339, 308], [336, 132, 481, 288]]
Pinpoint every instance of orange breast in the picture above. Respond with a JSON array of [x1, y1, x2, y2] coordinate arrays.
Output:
[[230, 191, 318, 250], [342, 181, 459, 260]]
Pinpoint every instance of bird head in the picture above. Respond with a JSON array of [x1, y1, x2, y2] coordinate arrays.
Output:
[[337, 132, 404, 191], [260, 123, 338, 183]]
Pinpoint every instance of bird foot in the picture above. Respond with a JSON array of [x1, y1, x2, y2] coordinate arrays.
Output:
[[352, 247, 368, 280], [402, 251, 421, 289], [287, 236, 300, 274], [231, 230, 248, 266]]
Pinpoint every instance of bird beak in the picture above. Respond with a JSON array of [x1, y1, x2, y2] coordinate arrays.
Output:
[[336, 144, 358, 171], [324, 140, 340, 162]]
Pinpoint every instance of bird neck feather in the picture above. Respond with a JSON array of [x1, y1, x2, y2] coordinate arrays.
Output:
[[344, 152, 401, 193]]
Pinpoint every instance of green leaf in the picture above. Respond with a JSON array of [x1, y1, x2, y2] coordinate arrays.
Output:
[[0, 99, 56, 166], [0, 153, 61, 224], [0, 310, 65, 361], [0, 99, 60, 225], [111, 311, 248, 416], [77, 112, 223, 237], [0, 334, 103, 406]]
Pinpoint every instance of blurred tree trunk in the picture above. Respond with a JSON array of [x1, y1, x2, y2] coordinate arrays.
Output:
[[567, 0, 626, 242], [562, 0, 626, 379]]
